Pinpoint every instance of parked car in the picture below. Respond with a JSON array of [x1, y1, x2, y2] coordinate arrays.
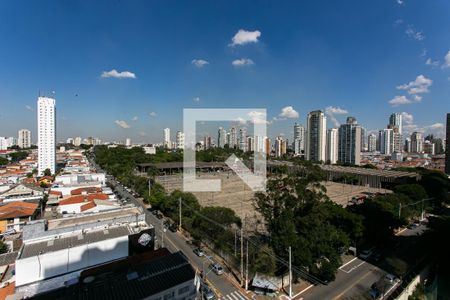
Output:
[[384, 273, 399, 284], [201, 284, 216, 300], [169, 223, 178, 232], [407, 223, 419, 229], [210, 263, 224, 275], [193, 248, 205, 257], [359, 248, 373, 259]]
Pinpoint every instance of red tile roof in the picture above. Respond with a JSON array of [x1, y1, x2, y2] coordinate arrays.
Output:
[[0, 202, 39, 220], [80, 201, 97, 212], [70, 187, 102, 195], [59, 193, 109, 205]]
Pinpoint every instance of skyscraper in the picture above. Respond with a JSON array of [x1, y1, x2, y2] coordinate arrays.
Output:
[[18, 129, 31, 149], [326, 128, 338, 164], [445, 113, 450, 174], [306, 110, 327, 162], [389, 113, 402, 134], [275, 137, 286, 158], [368, 133, 377, 152], [410, 132, 423, 153], [293, 123, 305, 154], [217, 127, 227, 148], [176, 131, 185, 149], [238, 128, 247, 152], [229, 127, 237, 149], [125, 138, 131, 147], [338, 117, 362, 165], [379, 129, 393, 155], [37, 96, 56, 175], [164, 128, 171, 148], [74, 137, 82, 147]]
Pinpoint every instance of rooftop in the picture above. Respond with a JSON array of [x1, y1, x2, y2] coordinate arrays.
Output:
[[0, 202, 39, 220], [30, 250, 195, 300], [19, 226, 131, 259]]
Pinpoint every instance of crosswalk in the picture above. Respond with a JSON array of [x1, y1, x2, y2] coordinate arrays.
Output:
[[219, 291, 251, 300]]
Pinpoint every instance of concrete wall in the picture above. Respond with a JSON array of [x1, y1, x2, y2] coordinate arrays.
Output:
[[15, 235, 129, 286], [394, 265, 430, 300]]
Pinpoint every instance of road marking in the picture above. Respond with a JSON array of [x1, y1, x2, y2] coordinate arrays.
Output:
[[293, 284, 314, 298], [339, 261, 365, 274], [221, 291, 250, 300], [339, 257, 358, 269], [396, 228, 407, 236], [383, 281, 399, 298], [331, 271, 373, 300]]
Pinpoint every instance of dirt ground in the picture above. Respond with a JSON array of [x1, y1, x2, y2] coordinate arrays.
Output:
[[156, 172, 391, 232]]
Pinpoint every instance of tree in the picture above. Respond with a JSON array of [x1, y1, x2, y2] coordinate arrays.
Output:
[[254, 167, 363, 282], [9, 151, 28, 162], [253, 245, 277, 275], [0, 157, 9, 166], [43, 169, 52, 177], [0, 241, 8, 254]]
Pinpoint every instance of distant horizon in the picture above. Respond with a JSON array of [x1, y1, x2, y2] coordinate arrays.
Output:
[[1, 1, 449, 143]]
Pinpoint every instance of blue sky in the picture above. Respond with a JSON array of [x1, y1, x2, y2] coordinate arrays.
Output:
[[1, 0, 450, 143]]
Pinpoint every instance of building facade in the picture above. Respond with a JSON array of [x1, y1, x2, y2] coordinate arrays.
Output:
[[176, 131, 185, 149], [18, 129, 31, 149], [410, 132, 424, 153], [368, 133, 377, 152], [389, 113, 403, 134], [37, 96, 56, 175], [338, 117, 361, 165], [306, 110, 327, 162], [326, 128, 338, 164]]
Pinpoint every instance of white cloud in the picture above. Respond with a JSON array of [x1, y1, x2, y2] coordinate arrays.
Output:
[[279, 106, 299, 119], [420, 49, 428, 58], [131, 116, 138, 121], [114, 120, 131, 129], [397, 75, 432, 95], [25, 105, 33, 111], [101, 69, 136, 79], [232, 58, 254, 67], [425, 58, 439, 67], [389, 96, 412, 106], [248, 111, 269, 125], [401, 112, 414, 125], [230, 29, 261, 46], [193, 97, 200, 102], [427, 123, 444, 130], [413, 95, 422, 102], [442, 51, 450, 68], [394, 19, 403, 26], [149, 112, 157, 117], [405, 26, 425, 41], [325, 106, 348, 127], [191, 59, 209, 68], [396, 0, 404, 5]]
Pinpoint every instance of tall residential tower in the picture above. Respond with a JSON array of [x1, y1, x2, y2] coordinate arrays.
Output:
[[37, 96, 56, 175], [306, 110, 327, 162]]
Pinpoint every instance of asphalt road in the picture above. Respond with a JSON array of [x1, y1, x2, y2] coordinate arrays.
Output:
[[90, 158, 244, 299]]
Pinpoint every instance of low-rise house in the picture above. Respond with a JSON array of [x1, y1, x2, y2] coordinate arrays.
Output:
[[57, 193, 116, 214], [0, 202, 39, 233], [0, 183, 44, 203]]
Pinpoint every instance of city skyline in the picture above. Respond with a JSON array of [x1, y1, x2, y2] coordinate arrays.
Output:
[[1, 1, 450, 143]]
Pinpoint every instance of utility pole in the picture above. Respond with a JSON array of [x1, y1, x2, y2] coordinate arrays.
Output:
[[234, 229, 237, 257], [179, 198, 182, 231], [289, 246, 292, 300], [240, 218, 245, 287], [398, 203, 402, 218], [245, 239, 249, 290], [148, 179, 151, 197]]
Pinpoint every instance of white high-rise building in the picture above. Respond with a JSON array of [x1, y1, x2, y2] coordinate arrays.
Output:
[[306, 110, 327, 162], [338, 117, 361, 165], [125, 138, 131, 147], [18, 129, 31, 149], [411, 132, 423, 153], [275, 137, 286, 158], [229, 127, 238, 149], [293, 123, 305, 154], [368, 133, 377, 152], [238, 128, 247, 152], [164, 128, 171, 149], [74, 137, 82, 147], [0, 137, 8, 150], [37, 96, 56, 175], [66, 137, 74, 145], [217, 127, 227, 148], [326, 128, 339, 164], [379, 128, 393, 155], [176, 131, 185, 149]]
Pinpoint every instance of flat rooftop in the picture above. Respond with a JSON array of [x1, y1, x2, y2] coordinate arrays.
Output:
[[47, 207, 142, 230], [320, 165, 420, 178], [20, 226, 131, 259]]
